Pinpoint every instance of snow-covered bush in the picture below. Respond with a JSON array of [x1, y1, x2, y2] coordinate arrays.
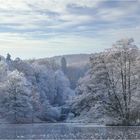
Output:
[[40, 101, 61, 122]]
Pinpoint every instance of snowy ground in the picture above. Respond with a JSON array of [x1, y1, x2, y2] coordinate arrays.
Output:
[[0, 123, 140, 139]]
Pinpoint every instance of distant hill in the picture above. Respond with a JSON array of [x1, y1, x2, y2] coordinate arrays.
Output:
[[51, 54, 91, 67], [50, 54, 91, 89], [28, 54, 91, 89], [28, 54, 91, 67]]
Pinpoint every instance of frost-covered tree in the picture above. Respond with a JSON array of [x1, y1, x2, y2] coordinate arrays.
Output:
[[13, 58, 36, 84], [0, 60, 9, 81], [72, 38, 140, 125], [1, 70, 33, 123], [32, 63, 57, 104], [95, 38, 139, 125], [54, 70, 74, 106]]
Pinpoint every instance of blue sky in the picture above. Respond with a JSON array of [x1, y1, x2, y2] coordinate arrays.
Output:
[[0, 0, 139, 59]]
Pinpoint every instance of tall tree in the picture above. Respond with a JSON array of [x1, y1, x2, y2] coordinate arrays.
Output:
[[55, 70, 74, 105], [6, 53, 11, 61], [73, 38, 140, 125], [61, 57, 67, 74], [90, 38, 139, 124], [2, 70, 33, 123]]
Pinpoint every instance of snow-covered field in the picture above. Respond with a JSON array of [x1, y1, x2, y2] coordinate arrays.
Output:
[[0, 123, 140, 139]]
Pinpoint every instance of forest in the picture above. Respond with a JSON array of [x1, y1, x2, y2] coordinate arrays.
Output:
[[0, 38, 140, 126]]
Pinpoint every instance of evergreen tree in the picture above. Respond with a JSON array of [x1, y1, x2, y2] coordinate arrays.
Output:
[[6, 53, 11, 61], [61, 57, 67, 74]]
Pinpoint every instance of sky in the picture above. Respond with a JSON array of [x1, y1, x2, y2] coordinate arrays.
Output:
[[0, 0, 139, 59]]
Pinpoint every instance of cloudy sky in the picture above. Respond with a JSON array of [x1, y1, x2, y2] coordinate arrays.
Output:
[[0, 0, 139, 59]]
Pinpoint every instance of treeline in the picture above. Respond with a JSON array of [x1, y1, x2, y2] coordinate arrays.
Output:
[[0, 38, 139, 125], [0, 55, 74, 123]]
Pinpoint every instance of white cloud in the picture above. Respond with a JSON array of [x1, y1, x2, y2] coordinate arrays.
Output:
[[97, 1, 140, 21], [0, 0, 100, 30], [0, 0, 30, 11], [0, 0, 139, 58], [0, 0, 138, 30], [28, 0, 100, 13], [0, 24, 139, 59]]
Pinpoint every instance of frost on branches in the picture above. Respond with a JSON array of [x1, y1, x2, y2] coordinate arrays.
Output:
[[71, 38, 140, 125]]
